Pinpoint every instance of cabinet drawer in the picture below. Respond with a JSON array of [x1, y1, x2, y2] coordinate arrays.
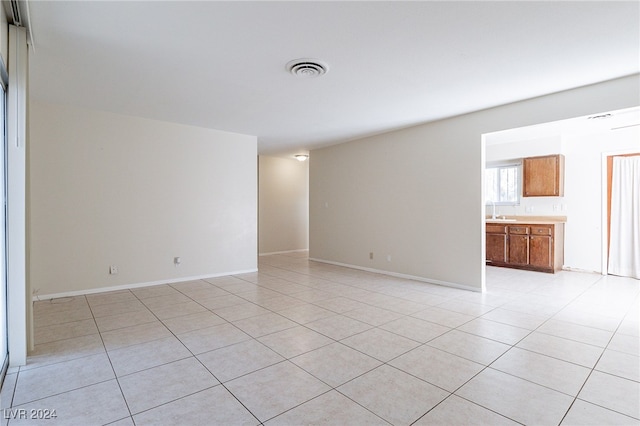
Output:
[[508, 226, 530, 235], [531, 225, 553, 236], [486, 225, 507, 234]]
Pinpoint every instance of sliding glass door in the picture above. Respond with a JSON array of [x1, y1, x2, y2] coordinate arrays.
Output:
[[0, 78, 7, 380]]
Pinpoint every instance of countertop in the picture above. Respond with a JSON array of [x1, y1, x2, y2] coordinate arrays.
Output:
[[485, 215, 567, 225]]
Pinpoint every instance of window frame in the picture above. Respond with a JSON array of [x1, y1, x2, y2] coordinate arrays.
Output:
[[485, 161, 522, 206]]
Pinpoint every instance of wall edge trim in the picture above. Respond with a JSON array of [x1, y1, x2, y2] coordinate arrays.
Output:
[[33, 268, 259, 301], [259, 249, 309, 256], [308, 257, 481, 293]]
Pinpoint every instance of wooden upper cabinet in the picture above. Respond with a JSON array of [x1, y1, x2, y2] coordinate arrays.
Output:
[[523, 154, 564, 197]]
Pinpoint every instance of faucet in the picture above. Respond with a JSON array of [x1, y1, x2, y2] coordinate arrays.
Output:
[[487, 200, 496, 219]]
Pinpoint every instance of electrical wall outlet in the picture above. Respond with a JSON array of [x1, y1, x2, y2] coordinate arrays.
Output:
[[369, 252, 373, 260], [109, 265, 118, 275], [174, 257, 181, 266]]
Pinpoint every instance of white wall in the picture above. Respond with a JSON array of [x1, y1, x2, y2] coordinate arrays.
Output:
[[29, 101, 257, 297], [310, 75, 640, 291], [258, 156, 308, 255]]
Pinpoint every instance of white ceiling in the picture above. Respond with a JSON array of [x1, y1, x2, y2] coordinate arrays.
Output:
[[26, 1, 640, 156]]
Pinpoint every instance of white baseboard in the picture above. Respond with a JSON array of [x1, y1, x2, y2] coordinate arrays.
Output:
[[33, 268, 259, 301], [561, 266, 603, 275], [259, 249, 309, 256], [308, 258, 481, 293]]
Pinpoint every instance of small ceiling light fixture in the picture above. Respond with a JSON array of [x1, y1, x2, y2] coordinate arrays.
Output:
[[286, 58, 329, 78], [294, 154, 309, 162]]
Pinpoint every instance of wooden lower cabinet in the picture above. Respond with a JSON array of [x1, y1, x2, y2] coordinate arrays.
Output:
[[486, 222, 564, 273], [486, 225, 507, 263]]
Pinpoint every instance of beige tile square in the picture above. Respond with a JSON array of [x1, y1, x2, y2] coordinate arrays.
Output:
[[595, 349, 640, 382], [218, 281, 262, 294], [290, 289, 335, 303], [457, 318, 530, 345], [161, 311, 226, 335], [553, 306, 621, 332], [456, 368, 574, 425], [608, 332, 640, 356], [390, 345, 484, 392], [516, 331, 604, 368], [380, 298, 428, 315], [313, 297, 368, 313], [9, 380, 129, 426], [291, 342, 382, 387], [107, 336, 192, 377], [411, 307, 475, 328], [106, 417, 135, 426], [23, 334, 105, 370], [414, 395, 519, 425], [131, 284, 181, 299], [197, 339, 285, 382], [232, 312, 298, 338], [33, 306, 93, 327], [198, 294, 247, 310], [436, 299, 494, 316], [140, 293, 192, 309], [481, 308, 547, 330], [146, 300, 207, 320], [491, 347, 591, 396], [578, 370, 640, 419], [133, 386, 258, 425], [90, 299, 149, 318], [305, 315, 372, 340], [342, 306, 403, 326], [177, 285, 230, 300], [225, 361, 331, 422], [94, 309, 158, 332], [379, 316, 450, 343], [561, 399, 639, 425], [338, 364, 448, 425], [118, 357, 218, 414], [251, 295, 308, 311], [618, 315, 640, 337], [266, 390, 388, 425], [212, 302, 271, 322], [427, 330, 510, 365], [258, 326, 333, 358], [169, 279, 216, 293], [537, 319, 613, 347], [13, 353, 115, 405], [178, 322, 251, 354], [234, 288, 283, 302], [101, 321, 172, 351], [277, 304, 336, 324], [86, 290, 136, 307], [341, 328, 420, 362], [34, 318, 98, 345]]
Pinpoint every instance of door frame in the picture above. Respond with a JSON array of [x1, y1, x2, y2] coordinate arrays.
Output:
[[601, 149, 640, 275]]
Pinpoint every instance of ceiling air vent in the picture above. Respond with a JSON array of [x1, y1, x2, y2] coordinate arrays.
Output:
[[286, 58, 329, 78]]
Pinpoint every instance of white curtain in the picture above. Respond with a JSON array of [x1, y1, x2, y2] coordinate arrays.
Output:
[[608, 156, 640, 279]]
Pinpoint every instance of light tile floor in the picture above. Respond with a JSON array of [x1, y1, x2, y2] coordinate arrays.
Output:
[[1, 252, 639, 425]]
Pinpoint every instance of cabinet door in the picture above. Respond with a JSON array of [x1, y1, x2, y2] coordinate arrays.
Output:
[[530, 235, 552, 269], [508, 234, 529, 265], [523, 154, 564, 197], [486, 233, 507, 263]]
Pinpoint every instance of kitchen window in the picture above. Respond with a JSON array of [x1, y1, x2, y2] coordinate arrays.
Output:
[[486, 162, 521, 205]]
